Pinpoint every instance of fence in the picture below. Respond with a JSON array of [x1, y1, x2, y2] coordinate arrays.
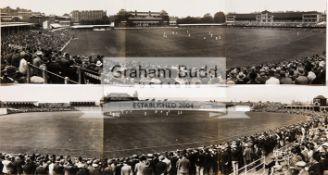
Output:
[[230, 156, 266, 175], [26, 63, 101, 84], [230, 144, 292, 175]]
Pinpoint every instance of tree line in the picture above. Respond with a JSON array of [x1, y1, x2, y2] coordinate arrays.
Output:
[[113, 9, 226, 25], [177, 12, 226, 24]]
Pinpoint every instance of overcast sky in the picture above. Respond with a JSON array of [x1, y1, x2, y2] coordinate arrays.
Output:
[[1, 0, 326, 17]]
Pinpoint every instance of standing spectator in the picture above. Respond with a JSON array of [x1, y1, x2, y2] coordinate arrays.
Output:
[[22, 158, 37, 175], [243, 144, 253, 165], [136, 156, 152, 175], [162, 153, 172, 174], [2, 155, 12, 174], [176, 152, 190, 175], [154, 156, 167, 175], [230, 142, 239, 175], [121, 159, 133, 175], [103, 159, 114, 175]]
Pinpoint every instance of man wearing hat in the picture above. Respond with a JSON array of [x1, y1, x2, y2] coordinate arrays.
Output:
[[220, 144, 231, 175], [279, 70, 293, 84], [230, 142, 240, 175], [294, 161, 309, 175], [154, 156, 167, 175], [121, 158, 133, 175], [247, 69, 258, 84], [96, 60, 103, 68], [243, 143, 253, 165], [265, 70, 280, 84], [254, 70, 267, 84], [235, 71, 247, 84], [1, 66, 17, 83], [176, 152, 190, 175], [307, 71, 317, 84], [103, 159, 114, 175], [11, 49, 21, 68], [18, 51, 28, 75], [194, 149, 205, 175], [295, 67, 309, 84], [2, 155, 12, 174], [135, 156, 153, 175], [162, 153, 172, 175], [22, 158, 37, 175], [35, 159, 49, 175], [63, 159, 78, 175]]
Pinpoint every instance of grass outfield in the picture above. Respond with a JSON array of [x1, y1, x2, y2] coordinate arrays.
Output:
[[0, 110, 307, 158], [103, 111, 307, 158], [0, 111, 103, 158], [64, 27, 326, 68]]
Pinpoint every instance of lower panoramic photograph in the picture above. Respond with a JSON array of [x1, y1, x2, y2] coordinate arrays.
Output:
[[0, 86, 327, 175]]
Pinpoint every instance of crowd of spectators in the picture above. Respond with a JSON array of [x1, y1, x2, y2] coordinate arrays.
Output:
[[7, 104, 94, 114], [226, 54, 326, 85], [267, 112, 328, 175], [1, 102, 76, 114], [0, 111, 327, 175], [228, 22, 326, 28], [6, 107, 75, 114], [1, 29, 326, 85], [1, 29, 103, 84]]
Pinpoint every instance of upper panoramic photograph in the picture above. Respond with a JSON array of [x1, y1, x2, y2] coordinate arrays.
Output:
[[0, 0, 326, 85]]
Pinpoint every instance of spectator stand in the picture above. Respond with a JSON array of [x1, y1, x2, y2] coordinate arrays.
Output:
[[70, 101, 100, 112], [1, 101, 37, 108], [1, 101, 36, 114], [0, 22, 35, 36], [0, 101, 75, 114]]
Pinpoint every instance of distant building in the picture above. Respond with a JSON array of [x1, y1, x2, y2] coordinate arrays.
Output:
[[313, 95, 327, 106], [169, 17, 177, 26], [226, 10, 325, 24], [302, 13, 322, 23], [100, 93, 139, 106], [226, 13, 257, 23], [1, 22, 35, 36], [256, 10, 274, 23], [281, 96, 328, 112], [71, 10, 107, 23], [124, 11, 169, 27], [42, 15, 72, 29], [0, 7, 45, 22], [0, 13, 19, 22]]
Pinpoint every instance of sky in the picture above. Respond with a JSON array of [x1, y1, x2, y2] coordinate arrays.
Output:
[[1, 0, 326, 17]]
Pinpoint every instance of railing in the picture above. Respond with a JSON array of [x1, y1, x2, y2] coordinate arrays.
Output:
[[80, 67, 102, 84], [230, 156, 266, 175], [230, 143, 292, 175], [26, 63, 102, 84], [27, 63, 78, 84]]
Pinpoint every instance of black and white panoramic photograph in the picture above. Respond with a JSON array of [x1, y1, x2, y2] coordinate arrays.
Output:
[[0, 0, 328, 175], [0, 0, 326, 85], [1, 85, 328, 175]]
